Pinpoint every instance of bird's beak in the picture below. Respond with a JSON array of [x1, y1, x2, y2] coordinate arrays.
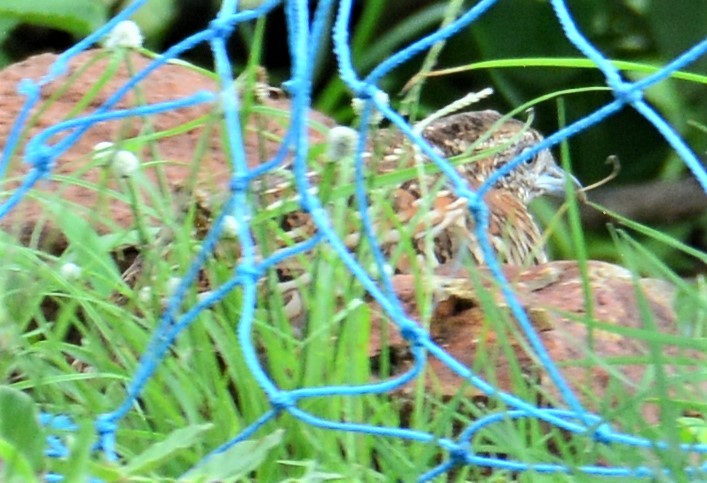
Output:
[[537, 164, 585, 202]]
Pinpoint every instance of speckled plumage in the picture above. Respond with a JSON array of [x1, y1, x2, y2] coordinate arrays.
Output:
[[368, 109, 576, 269]]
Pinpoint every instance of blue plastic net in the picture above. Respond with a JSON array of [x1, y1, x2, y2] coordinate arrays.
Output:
[[1, 0, 705, 480]]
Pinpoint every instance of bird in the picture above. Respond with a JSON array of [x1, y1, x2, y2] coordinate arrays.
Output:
[[254, 109, 580, 277], [371, 109, 582, 270]]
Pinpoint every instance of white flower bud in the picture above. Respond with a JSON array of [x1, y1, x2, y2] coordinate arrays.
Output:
[[60, 262, 82, 280], [326, 126, 359, 161], [352, 91, 389, 126], [93, 141, 114, 152], [138, 286, 152, 303], [92, 142, 114, 162], [104, 21, 144, 49], [111, 150, 140, 178], [221, 215, 239, 239], [165, 277, 182, 297]]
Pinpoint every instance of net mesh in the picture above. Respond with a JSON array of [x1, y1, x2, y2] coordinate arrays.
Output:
[[1, 0, 705, 480]]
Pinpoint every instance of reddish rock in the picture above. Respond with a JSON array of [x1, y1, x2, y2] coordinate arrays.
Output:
[[369, 261, 704, 426], [0, 49, 335, 250]]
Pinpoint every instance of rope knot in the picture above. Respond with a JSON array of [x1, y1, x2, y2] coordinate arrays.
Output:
[[463, 190, 481, 209], [209, 17, 236, 39], [592, 421, 614, 444], [400, 321, 427, 347], [269, 391, 294, 411], [612, 82, 643, 106], [236, 263, 262, 283], [352, 83, 380, 101], [95, 414, 118, 436], [26, 144, 55, 174], [230, 174, 250, 192], [448, 444, 469, 464], [18, 78, 40, 98]]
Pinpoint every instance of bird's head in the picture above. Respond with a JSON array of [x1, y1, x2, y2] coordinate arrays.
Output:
[[422, 110, 582, 204]]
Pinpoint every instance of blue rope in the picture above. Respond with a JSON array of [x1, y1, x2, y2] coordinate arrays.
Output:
[[0, 0, 704, 480]]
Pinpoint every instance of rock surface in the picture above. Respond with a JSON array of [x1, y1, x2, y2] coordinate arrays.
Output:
[[0, 49, 335, 249], [369, 260, 704, 425]]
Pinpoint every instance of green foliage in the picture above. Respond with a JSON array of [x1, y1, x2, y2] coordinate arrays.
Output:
[[0, 0, 106, 38], [2, 56, 705, 475], [0, 2, 705, 481], [184, 430, 284, 481], [678, 417, 707, 445], [0, 386, 45, 479]]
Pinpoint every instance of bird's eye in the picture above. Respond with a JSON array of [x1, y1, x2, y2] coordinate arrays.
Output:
[[519, 147, 534, 164]]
